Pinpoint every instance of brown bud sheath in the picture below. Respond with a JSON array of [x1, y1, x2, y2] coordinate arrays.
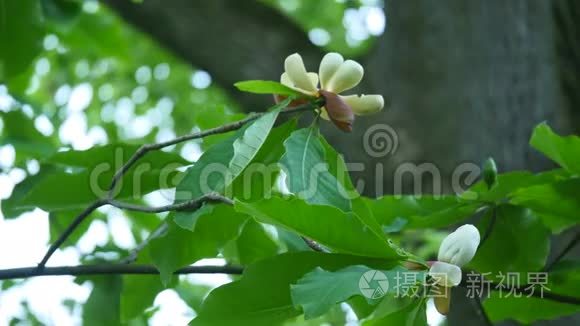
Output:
[[433, 285, 451, 315], [318, 89, 354, 132]]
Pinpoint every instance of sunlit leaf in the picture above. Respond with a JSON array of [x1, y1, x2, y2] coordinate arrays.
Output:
[[234, 80, 303, 97], [280, 127, 351, 211]]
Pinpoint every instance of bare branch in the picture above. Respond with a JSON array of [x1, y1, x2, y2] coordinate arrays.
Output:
[[0, 264, 243, 280], [120, 222, 169, 264], [37, 200, 107, 269], [479, 207, 497, 249], [107, 103, 315, 198], [543, 232, 580, 271], [108, 192, 233, 213], [38, 103, 315, 270]]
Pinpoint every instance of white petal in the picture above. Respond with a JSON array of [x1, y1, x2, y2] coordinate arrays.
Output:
[[341, 94, 384, 115], [429, 261, 462, 287], [438, 224, 480, 267], [307, 72, 319, 89], [284, 53, 317, 92], [280, 72, 292, 87], [326, 60, 364, 93], [281, 72, 318, 96], [319, 53, 344, 90]]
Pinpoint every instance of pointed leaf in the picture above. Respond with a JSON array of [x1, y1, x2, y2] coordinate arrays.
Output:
[[190, 252, 398, 326], [234, 80, 303, 96], [530, 123, 580, 174], [291, 265, 425, 319], [281, 127, 351, 211], [235, 196, 401, 259]]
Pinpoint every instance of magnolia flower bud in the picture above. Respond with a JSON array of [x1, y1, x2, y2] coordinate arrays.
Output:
[[429, 261, 462, 287], [438, 224, 480, 267]]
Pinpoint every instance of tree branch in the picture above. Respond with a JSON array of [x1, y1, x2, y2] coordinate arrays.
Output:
[[107, 103, 315, 198], [479, 207, 497, 249], [0, 264, 243, 280], [543, 232, 580, 271], [120, 222, 169, 264], [37, 200, 107, 268], [38, 103, 315, 270], [108, 192, 233, 213]]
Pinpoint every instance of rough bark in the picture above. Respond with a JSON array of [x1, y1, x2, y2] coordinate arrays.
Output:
[[102, 1, 579, 324], [102, 0, 323, 110], [103, 0, 573, 198]]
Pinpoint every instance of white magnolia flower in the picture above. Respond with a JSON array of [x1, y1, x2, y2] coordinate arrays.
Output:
[[429, 261, 462, 287], [428, 224, 480, 315], [429, 224, 480, 287], [280, 53, 385, 131], [438, 224, 481, 267]]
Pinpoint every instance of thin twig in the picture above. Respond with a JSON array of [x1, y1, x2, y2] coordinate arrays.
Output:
[[38, 193, 232, 269], [479, 207, 497, 249], [37, 200, 107, 268], [543, 232, 580, 271], [108, 192, 233, 213], [38, 103, 316, 269], [120, 222, 169, 264], [472, 296, 493, 326], [107, 103, 315, 199], [0, 264, 243, 280]]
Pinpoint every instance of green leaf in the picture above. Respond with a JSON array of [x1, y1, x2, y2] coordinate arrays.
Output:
[[18, 168, 180, 212], [468, 204, 550, 281], [365, 195, 481, 229], [291, 265, 425, 319], [172, 132, 240, 228], [190, 252, 399, 326], [530, 123, 580, 174], [15, 144, 188, 212], [280, 127, 351, 212], [0, 0, 45, 80], [319, 134, 387, 242], [41, 0, 82, 24], [277, 227, 312, 252], [510, 178, 580, 233], [174, 282, 213, 312], [234, 80, 303, 97], [0, 111, 56, 161], [229, 108, 281, 179], [120, 275, 163, 323], [174, 117, 295, 230], [235, 196, 400, 259], [235, 219, 279, 265], [1, 166, 56, 218], [229, 118, 297, 202], [363, 298, 427, 326], [149, 204, 247, 285], [47, 143, 189, 169], [461, 169, 568, 203], [483, 262, 580, 323], [83, 276, 122, 326]]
